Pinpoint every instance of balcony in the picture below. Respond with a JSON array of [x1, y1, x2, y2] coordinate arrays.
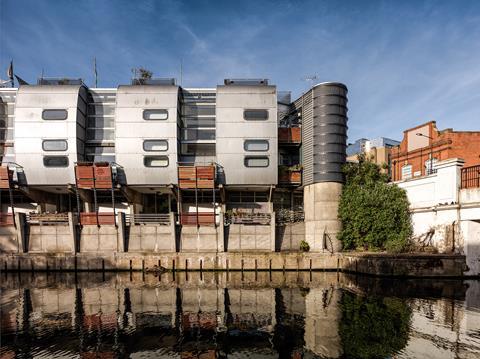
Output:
[[75, 163, 114, 189], [180, 212, 215, 226], [461, 164, 480, 189], [178, 165, 215, 189], [278, 127, 301, 145], [278, 166, 302, 186]]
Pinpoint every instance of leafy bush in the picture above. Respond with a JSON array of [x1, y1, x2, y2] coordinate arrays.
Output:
[[299, 240, 310, 252], [338, 154, 412, 252]]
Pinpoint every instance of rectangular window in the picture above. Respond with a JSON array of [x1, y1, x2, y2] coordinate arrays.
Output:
[[181, 143, 216, 156], [143, 140, 168, 152], [401, 164, 412, 179], [87, 117, 115, 128], [183, 105, 215, 117], [85, 146, 115, 163], [42, 139, 68, 151], [181, 129, 216, 141], [42, 109, 68, 120], [425, 158, 438, 175], [87, 105, 115, 116], [143, 109, 168, 120], [43, 156, 69, 167], [244, 139, 269, 151], [244, 156, 269, 167], [184, 118, 215, 128], [244, 109, 268, 121], [144, 155, 169, 167], [86, 129, 115, 141]]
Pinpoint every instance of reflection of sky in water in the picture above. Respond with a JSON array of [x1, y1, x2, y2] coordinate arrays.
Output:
[[0, 272, 479, 359]]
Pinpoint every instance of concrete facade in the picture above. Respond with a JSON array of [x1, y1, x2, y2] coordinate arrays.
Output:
[[396, 158, 480, 275], [304, 182, 343, 252]]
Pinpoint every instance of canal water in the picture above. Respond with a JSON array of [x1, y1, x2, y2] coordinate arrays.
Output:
[[1, 271, 479, 358]]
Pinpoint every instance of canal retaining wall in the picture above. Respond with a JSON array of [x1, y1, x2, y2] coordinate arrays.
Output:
[[0, 252, 470, 277]]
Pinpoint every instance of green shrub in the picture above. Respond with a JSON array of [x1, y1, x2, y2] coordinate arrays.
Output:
[[338, 154, 412, 252], [299, 240, 310, 252]]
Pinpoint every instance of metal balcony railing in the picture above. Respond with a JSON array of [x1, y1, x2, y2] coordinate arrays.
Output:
[[26, 213, 69, 225], [461, 164, 480, 189], [126, 213, 170, 225], [225, 212, 271, 225], [276, 209, 304, 224], [79, 212, 116, 225]]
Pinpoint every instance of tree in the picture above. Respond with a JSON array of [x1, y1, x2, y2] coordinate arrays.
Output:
[[338, 153, 412, 252], [138, 67, 153, 80]]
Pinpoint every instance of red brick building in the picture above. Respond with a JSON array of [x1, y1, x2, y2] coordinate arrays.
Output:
[[390, 121, 480, 181]]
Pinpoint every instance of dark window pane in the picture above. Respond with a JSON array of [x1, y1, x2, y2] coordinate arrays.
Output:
[[42, 109, 68, 120], [181, 143, 216, 156], [184, 118, 215, 128], [244, 109, 268, 121], [43, 156, 69, 167]]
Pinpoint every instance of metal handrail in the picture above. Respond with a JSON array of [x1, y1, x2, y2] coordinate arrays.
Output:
[[226, 212, 271, 225], [126, 213, 170, 225], [27, 213, 69, 224], [276, 210, 304, 224]]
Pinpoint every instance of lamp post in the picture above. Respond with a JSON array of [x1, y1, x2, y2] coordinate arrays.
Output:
[[416, 133, 434, 175]]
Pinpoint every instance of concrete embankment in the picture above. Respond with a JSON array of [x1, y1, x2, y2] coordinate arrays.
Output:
[[0, 252, 470, 277]]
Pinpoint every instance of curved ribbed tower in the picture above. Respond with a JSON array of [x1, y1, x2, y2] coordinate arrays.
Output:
[[302, 82, 348, 252]]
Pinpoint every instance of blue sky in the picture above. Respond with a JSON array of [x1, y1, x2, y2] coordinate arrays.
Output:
[[1, 0, 480, 142]]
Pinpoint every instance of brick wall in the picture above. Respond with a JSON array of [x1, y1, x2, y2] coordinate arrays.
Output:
[[391, 121, 480, 181]]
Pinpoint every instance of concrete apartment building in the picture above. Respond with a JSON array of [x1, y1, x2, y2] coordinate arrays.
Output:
[[0, 77, 348, 256]]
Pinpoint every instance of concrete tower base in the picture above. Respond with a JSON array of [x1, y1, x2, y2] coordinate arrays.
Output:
[[304, 182, 343, 252]]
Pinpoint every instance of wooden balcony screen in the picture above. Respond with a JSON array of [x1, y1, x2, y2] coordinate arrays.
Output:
[[75, 163, 113, 189], [79, 212, 116, 225], [278, 127, 301, 143], [0, 167, 12, 189], [180, 212, 215, 226], [178, 165, 215, 189]]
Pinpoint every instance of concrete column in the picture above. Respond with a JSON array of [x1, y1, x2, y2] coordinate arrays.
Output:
[[117, 212, 126, 252], [68, 212, 78, 253], [169, 212, 176, 252], [434, 158, 465, 204], [270, 212, 276, 252], [304, 182, 343, 252], [217, 212, 225, 252], [15, 212, 27, 253]]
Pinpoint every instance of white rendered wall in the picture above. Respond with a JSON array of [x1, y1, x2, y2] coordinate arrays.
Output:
[[395, 158, 480, 275]]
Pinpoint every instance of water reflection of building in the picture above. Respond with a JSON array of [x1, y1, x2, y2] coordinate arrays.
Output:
[[1, 273, 479, 358], [400, 280, 480, 359]]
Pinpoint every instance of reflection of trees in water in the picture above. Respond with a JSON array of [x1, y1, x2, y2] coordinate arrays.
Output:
[[339, 291, 412, 359]]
